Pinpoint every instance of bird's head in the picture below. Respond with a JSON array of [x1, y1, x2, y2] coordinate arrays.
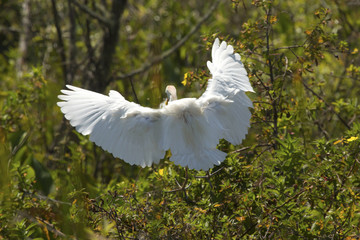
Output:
[[165, 85, 177, 105]]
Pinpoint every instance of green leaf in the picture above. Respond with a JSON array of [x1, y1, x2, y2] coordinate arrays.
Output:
[[30, 157, 53, 195]]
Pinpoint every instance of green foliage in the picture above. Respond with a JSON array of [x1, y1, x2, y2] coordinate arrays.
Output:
[[1, 0, 360, 239]]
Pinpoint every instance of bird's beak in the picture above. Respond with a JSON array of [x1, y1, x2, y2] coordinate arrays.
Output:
[[165, 98, 169, 105]]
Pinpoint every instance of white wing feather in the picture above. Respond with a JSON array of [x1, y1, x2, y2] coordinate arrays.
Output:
[[57, 38, 253, 170], [200, 38, 254, 145], [162, 39, 254, 170], [160, 98, 227, 170], [58, 85, 165, 167]]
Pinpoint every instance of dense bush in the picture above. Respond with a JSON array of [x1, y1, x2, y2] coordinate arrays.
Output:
[[1, 0, 359, 239]]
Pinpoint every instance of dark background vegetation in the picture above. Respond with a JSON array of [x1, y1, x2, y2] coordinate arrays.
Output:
[[1, 0, 360, 238]]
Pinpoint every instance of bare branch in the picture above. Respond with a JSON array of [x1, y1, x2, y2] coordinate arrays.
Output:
[[265, 8, 275, 85], [302, 81, 351, 130], [272, 44, 304, 51], [254, 71, 273, 101], [273, 55, 288, 111], [35, 217, 67, 237], [129, 77, 139, 103], [72, 0, 111, 26], [117, 0, 222, 80], [265, 6, 278, 147], [239, 189, 306, 238], [230, 144, 273, 154], [195, 167, 224, 179]]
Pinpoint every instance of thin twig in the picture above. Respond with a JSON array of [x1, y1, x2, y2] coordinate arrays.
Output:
[[272, 44, 304, 51], [129, 77, 139, 103], [253, 100, 273, 105], [195, 167, 224, 190], [22, 189, 71, 205], [254, 71, 273, 101], [265, 8, 275, 86], [265, 6, 278, 145], [252, 114, 275, 130], [117, 0, 222, 80], [20, 212, 67, 238], [239, 189, 306, 238], [323, 156, 359, 218], [230, 144, 273, 154], [273, 55, 288, 114], [165, 167, 191, 194], [231, 147, 250, 154], [35, 217, 67, 237], [195, 167, 224, 178], [72, 0, 111, 26], [302, 81, 351, 130]]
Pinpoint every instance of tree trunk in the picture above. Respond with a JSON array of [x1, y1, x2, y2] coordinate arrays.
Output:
[[91, 0, 127, 92], [16, 0, 31, 77]]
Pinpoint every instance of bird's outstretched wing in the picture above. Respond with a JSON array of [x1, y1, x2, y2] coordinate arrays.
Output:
[[153, 39, 254, 170], [58, 85, 166, 167], [205, 38, 254, 97], [199, 38, 254, 145], [57, 38, 253, 171]]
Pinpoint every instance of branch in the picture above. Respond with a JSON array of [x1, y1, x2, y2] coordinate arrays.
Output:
[[273, 55, 288, 115], [35, 217, 67, 238], [67, 0, 77, 84], [117, 0, 222, 79], [272, 44, 304, 51], [72, 0, 111, 26], [195, 167, 224, 178], [302, 81, 351, 130], [230, 144, 273, 154], [20, 209, 67, 237], [129, 77, 139, 103], [254, 71, 273, 101], [265, 8, 275, 85], [93, 0, 127, 92], [51, 0, 68, 84], [239, 189, 306, 238], [22, 189, 71, 205], [265, 6, 278, 145], [84, 0, 96, 66]]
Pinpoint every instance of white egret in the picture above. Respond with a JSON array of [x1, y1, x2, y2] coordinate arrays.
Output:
[[57, 38, 254, 170]]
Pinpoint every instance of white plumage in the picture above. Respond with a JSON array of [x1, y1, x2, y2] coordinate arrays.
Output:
[[57, 38, 254, 170]]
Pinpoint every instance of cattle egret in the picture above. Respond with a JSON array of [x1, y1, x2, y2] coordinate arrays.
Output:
[[57, 38, 254, 170]]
